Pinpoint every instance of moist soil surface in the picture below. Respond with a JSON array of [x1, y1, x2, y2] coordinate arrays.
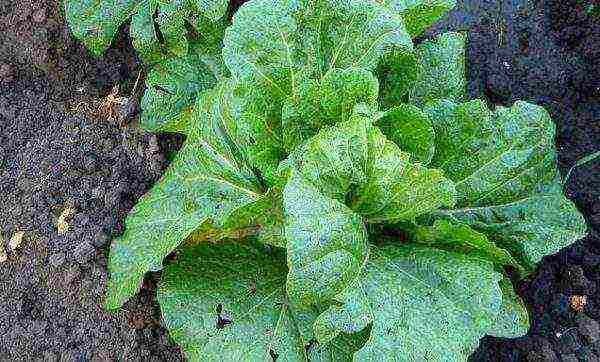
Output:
[[0, 0, 598, 361]]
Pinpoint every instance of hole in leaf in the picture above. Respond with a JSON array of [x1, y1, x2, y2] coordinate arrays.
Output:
[[269, 348, 279, 361], [216, 315, 233, 329], [152, 9, 166, 46]]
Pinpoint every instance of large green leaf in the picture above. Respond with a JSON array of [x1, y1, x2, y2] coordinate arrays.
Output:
[[223, 0, 413, 101], [487, 277, 529, 338], [282, 110, 455, 305], [410, 32, 467, 107], [158, 241, 364, 361], [106, 81, 273, 309], [284, 171, 368, 306], [65, 0, 228, 58], [314, 245, 503, 361], [377, 31, 465, 110], [139, 47, 226, 133], [382, 0, 457, 37], [424, 99, 587, 269], [64, 0, 138, 56], [413, 219, 521, 269], [282, 68, 379, 151]]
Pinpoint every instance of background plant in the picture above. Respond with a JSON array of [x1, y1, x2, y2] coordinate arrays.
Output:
[[66, 0, 588, 360]]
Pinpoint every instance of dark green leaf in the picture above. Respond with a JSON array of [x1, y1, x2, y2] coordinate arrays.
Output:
[[383, 0, 457, 37], [410, 32, 467, 107], [314, 245, 503, 361], [424, 99, 587, 269], [376, 104, 436, 164], [158, 241, 361, 361]]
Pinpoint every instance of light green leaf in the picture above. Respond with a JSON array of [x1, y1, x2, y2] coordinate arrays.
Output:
[[424, 99, 587, 269], [282, 68, 379, 151], [314, 245, 503, 361], [158, 241, 362, 361], [198, 80, 287, 187], [190, 0, 229, 22], [488, 277, 529, 338], [106, 81, 271, 309], [413, 219, 521, 269], [284, 171, 368, 305], [223, 0, 413, 99], [376, 104, 436, 164], [382, 0, 457, 37], [64, 0, 138, 56], [283, 111, 455, 306], [410, 32, 467, 107], [66, 0, 228, 60], [139, 49, 224, 133]]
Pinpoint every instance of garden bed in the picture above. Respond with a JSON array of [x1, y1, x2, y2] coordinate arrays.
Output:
[[0, 0, 598, 360]]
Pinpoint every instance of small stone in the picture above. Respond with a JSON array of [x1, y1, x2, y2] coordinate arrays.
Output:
[[48, 253, 66, 268], [92, 232, 109, 248], [31, 8, 46, 23], [42, 350, 59, 362], [561, 355, 578, 362], [577, 314, 600, 344], [73, 242, 95, 264]]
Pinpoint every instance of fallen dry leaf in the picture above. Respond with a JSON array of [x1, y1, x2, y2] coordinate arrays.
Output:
[[0, 234, 6, 263], [57, 206, 77, 235], [8, 231, 25, 251]]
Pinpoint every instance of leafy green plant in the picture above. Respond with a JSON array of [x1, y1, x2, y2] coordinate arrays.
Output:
[[70, 0, 588, 360]]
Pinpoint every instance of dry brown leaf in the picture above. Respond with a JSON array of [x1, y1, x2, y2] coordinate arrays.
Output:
[[8, 231, 25, 251], [57, 206, 77, 235]]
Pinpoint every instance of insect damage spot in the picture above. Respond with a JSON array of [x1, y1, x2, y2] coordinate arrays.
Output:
[[269, 348, 279, 361], [215, 303, 233, 329]]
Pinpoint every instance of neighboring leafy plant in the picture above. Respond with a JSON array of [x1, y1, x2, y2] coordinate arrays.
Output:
[[64, 0, 231, 135], [73, 0, 587, 360]]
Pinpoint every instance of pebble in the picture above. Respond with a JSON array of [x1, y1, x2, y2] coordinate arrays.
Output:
[[31, 8, 46, 24], [555, 327, 583, 355], [73, 242, 95, 264], [577, 314, 600, 344], [48, 253, 66, 268]]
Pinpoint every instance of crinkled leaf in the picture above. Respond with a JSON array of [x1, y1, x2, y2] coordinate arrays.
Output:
[[190, 0, 229, 22], [382, 0, 457, 37], [314, 245, 503, 361], [488, 277, 529, 338], [186, 190, 285, 248], [410, 32, 467, 107], [376, 104, 436, 164], [282, 68, 379, 151], [199, 80, 287, 187], [284, 171, 368, 305], [64, 0, 138, 56], [376, 50, 418, 110], [223, 0, 412, 100], [106, 82, 271, 309], [158, 241, 362, 361], [424, 99, 587, 269], [283, 111, 455, 305], [413, 219, 521, 269], [139, 48, 225, 133], [66, 0, 228, 59], [131, 1, 228, 64]]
